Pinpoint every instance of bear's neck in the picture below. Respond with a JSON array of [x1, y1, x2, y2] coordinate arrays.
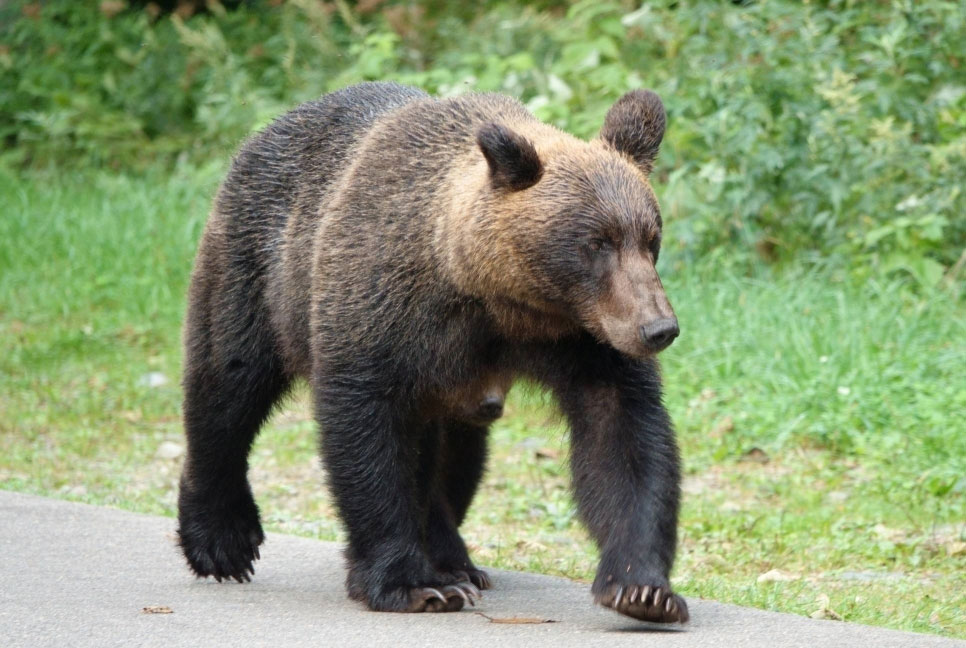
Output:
[[434, 158, 579, 342]]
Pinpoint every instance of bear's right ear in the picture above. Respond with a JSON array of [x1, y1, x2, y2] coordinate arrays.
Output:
[[477, 123, 543, 191], [599, 89, 666, 175]]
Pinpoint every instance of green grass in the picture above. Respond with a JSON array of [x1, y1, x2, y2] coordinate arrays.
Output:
[[1, 164, 964, 637]]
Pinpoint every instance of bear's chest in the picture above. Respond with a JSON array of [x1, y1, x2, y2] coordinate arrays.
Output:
[[485, 296, 581, 342]]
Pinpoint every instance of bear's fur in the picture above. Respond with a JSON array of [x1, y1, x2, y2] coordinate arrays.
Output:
[[178, 82, 686, 622]]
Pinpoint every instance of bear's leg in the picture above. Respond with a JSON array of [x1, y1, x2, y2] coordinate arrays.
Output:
[[423, 421, 491, 590], [545, 344, 688, 624], [177, 263, 290, 583], [316, 383, 480, 612]]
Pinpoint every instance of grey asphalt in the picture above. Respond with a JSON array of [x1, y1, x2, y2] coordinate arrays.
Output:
[[1, 491, 962, 648]]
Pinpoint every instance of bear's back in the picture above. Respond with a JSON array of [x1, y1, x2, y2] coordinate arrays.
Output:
[[345, 91, 538, 178], [310, 90, 540, 241], [214, 82, 430, 246], [217, 85, 537, 246], [206, 83, 431, 376]]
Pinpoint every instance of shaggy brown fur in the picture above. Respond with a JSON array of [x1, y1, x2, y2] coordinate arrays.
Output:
[[178, 82, 686, 623]]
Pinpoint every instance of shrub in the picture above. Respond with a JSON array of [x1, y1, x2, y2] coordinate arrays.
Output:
[[1, 0, 963, 280]]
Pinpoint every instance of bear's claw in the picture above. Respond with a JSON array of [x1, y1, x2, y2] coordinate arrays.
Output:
[[596, 583, 689, 624], [410, 581, 481, 612], [451, 568, 491, 590]]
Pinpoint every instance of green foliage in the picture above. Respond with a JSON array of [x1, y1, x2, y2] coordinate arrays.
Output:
[[0, 0, 347, 164], [2, 0, 964, 277]]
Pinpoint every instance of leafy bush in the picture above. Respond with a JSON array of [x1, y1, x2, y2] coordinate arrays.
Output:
[[0, 0, 349, 164], [2, 0, 964, 281]]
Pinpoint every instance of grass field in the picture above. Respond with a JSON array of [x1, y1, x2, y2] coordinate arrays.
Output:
[[1, 163, 964, 637]]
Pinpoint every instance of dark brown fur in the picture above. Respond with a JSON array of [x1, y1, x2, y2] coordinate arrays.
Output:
[[178, 82, 686, 622]]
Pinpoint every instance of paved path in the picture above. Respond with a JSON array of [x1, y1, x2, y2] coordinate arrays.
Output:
[[1, 491, 963, 648]]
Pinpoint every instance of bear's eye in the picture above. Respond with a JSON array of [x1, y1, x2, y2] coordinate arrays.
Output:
[[587, 238, 611, 253], [650, 235, 662, 263]]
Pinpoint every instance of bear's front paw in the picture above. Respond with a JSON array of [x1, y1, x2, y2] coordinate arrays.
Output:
[[178, 490, 264, 583], [179, 516, 264, 583], [595, 583, 689, 624]]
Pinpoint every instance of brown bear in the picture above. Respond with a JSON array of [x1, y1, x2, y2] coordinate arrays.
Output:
[[177, 81, 686, 623]]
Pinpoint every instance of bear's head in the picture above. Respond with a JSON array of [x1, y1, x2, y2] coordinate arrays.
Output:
[[455, 90, 677, 359]]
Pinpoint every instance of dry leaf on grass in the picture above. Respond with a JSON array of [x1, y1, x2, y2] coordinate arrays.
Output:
[[757, 569, 800, 583], [946, 541, 966, 556], [809, 594, 842, 621], [99, 1, 125, 18], [872, 524, 908, 542], [711, 415, 734, 438], [741, 447, 770, 464], [155, 441, 184, 460], [534, 447, 561, 460]]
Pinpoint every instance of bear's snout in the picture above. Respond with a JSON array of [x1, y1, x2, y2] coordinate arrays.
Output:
[[477, 394, 505, 421], [590, 252, 678, 358], [640, 317, 679, 353]]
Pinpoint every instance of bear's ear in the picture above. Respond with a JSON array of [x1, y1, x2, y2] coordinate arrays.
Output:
[[476, 123, 543, 191], [599, 89, 666, 175]]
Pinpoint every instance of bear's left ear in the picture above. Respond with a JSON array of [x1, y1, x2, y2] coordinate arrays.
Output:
[[598, 89, 666, 175], [477, 123, 543, 191]]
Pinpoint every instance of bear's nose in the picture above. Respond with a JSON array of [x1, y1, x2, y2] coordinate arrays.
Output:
[[477, 394, 504, 421], [641, 317, 679, 352]]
